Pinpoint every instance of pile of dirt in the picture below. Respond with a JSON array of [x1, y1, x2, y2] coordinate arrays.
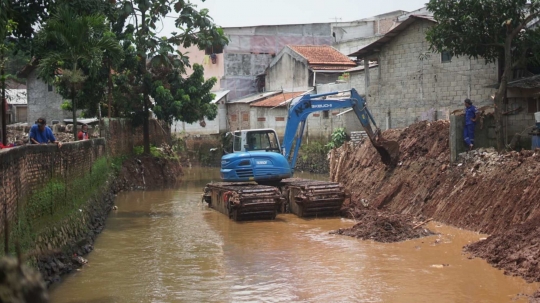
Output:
[[331, 206, 435, 242], [465, 214, 540, 283], [118, 155, 183, 190]]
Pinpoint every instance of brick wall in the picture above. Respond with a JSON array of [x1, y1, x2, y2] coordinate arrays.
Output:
[[367, 19, 498, 129], [0, 139, 106, 230], [0, 118, 171, 235]]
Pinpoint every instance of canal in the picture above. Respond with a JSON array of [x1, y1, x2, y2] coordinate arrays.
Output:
[[50, 168, 538, 303]]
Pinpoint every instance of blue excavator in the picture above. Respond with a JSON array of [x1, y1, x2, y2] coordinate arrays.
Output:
[[204, 88, 399, 220]]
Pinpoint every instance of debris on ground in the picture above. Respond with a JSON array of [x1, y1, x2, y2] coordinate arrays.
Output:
[[330, 206, 435, 243]]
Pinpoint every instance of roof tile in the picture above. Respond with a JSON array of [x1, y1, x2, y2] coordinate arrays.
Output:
[[251, 91, 305, 108], [290, 45, 356, 68]]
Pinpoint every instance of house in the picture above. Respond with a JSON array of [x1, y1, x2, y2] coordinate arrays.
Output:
[[332, 10, 408, 55], [265, 45, 357, 91], [349, 14, 498, 130], [179, 23, 335, 101], [171, 90, 230, 135], [226, 91, 295, 135], [18, 61, 71, 125], [5, 89, 28, 123], [178, 13, 412, 102]]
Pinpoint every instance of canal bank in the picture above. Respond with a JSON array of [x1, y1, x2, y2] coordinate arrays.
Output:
[[49, 168, 539, 303], [0, 119, 178, 288], [330, 120, 540, 298]]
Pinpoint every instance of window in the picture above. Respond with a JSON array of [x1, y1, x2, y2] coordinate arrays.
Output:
[[48, 84, 53, 92], [205, 44, 223, 55], [233, 132, 241, 152], [441, 51, 452, 63], [245, 131, 280, 152], [323, 110, 329, 119], [230, 114, 237, 122], [528, 98, 540, 113], [242, 112, 249, 122]]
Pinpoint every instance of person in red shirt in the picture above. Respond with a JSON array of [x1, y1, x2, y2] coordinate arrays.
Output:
[[78, 124, 90, 140]]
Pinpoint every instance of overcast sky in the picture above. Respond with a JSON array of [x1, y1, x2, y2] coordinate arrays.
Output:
[[158, 0, 428, 37]]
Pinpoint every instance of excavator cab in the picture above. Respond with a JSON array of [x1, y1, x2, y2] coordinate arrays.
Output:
[[231, 129, 282, 153], [221, 129, 291, 182]]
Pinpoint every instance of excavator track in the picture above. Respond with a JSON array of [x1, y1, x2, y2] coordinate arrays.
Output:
[[203, 182, 283, 221], [279, 178, 349, 217]]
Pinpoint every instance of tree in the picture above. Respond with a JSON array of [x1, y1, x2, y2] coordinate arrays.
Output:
[[151, 63, 217, 126], [0, 0, 52, 251], [37, 6, 121, 140], [426, 0, 540, 150], [121, 0, 228, 154]]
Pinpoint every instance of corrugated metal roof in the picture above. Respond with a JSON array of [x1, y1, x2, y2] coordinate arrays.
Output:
[[210, 90, 230, 104], [344, 63, 378, 73], [507, 74, 540, 89], [250, 91, 306, 108], [228, 91, 282, 104], [5, 89, 27, 105], [348, 15, 436, 58], [290, 45, 357, 68]]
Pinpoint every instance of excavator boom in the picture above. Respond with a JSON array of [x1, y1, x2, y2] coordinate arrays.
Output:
[[282, 88, 399, 170]]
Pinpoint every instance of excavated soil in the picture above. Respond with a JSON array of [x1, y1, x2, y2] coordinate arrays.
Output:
[[330, 120, 540, 292], [465, 214, 540, 283], [331, 206, 435, 242]]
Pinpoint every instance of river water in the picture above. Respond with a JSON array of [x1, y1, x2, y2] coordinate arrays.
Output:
[[50, 168, 538, 303]]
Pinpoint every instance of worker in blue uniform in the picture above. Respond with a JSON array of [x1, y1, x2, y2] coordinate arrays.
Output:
[[463, 98, 477, 150]]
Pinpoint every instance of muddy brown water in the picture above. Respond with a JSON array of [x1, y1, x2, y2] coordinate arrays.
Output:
[[50, 168, 538, 303]]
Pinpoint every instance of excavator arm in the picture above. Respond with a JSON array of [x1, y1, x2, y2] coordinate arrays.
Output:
[[282, 88, 399, 171]]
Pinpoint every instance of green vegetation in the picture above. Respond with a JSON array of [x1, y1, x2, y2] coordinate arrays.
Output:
[[326, 127, 349, 149], [1, 0, 229, 154]]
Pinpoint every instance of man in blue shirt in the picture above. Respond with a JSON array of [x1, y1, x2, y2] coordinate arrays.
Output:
[[463, 99, 477, 150], [29, 118, 62, 147]]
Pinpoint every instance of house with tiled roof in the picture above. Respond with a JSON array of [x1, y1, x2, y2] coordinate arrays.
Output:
[[265, 45, 357, 92]]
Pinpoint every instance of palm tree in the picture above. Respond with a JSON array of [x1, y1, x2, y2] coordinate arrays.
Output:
[[38, 6, 121, 140]]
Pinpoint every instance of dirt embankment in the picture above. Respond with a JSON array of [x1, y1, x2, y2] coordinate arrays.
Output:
[[118, 156, 183, 190], [330, 120, 540, 286]]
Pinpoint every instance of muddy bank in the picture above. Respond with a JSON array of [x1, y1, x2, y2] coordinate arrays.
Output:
[[36, 180, 120, 286], [332, 120, 540, 235], [118, 156, 183, 190], [331, 206, 435, 242], [465, 213, 540, 283], [331, 120, 540, 289]]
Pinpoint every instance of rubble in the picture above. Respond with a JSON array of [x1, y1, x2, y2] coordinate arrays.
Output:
[[4, 124, 98, 144]]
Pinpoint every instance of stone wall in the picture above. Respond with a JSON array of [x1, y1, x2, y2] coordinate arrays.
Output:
[[367, 19, 498, 129]]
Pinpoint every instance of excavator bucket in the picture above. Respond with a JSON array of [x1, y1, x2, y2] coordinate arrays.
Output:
[[373, 139, 400, 166]]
